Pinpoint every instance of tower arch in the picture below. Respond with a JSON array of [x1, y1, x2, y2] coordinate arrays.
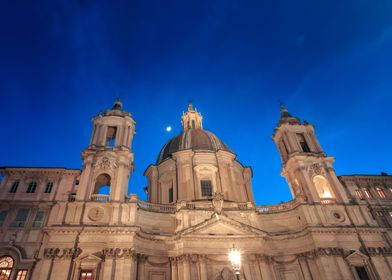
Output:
[[93, 173, 111, 195], [313, 175, 335, 199]]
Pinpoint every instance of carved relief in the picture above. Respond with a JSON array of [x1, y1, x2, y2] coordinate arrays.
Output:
[[94, 157, 118, 171], [311, 163, 322, 175], [366, 247, 392, 256], [215, 267, 236, 280], [44, 247, 82, 259], [88, 207, 105, 221], [212, 192, 224, 214], [315, 247, 344, 257], [102, 248, 137, 259]]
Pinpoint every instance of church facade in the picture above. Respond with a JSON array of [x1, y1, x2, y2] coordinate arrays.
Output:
[[0, 100, 391, 280]]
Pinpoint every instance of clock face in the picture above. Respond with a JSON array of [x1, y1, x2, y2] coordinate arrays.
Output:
[[88, 207, 105, 221]]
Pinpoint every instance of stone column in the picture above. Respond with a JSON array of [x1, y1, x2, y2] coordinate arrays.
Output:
[[90, 124, 97, 145], [102, 248, 119, 280], [137, 254, 147, 280], [47, 247, 81, 280], [33, 258, 52, 280], [336, 255, 354, 280], [370, 255, 391, 280], [256, 255, 274, 280], [314, 248, 346, 280], [181, 255, 191, 280], [170, 257, 178, 280], [242, 260, 253, 280], [115, 257, 125, 279], [306, 254, 322, 280], [247, 254, 262, 280], [51, 259, 72, 280], [103, 258, 114, 280], [199, 255, 208, 280], [297, 254, 312, 280]]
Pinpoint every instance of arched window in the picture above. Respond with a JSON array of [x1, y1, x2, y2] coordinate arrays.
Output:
[[26, 182, 37, 193], [313, 175, 335, 199], [92, 174, 111, 201], [94, 174, 111, 195], [0, 256, 14, 280]]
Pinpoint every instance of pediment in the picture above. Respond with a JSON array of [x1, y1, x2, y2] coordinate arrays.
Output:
[[180, 214, 265, 237], [78, 253, 103, 263], [345, 250, 369, 266]]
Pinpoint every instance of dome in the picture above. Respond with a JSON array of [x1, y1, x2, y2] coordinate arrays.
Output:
[[157, 129, 232, 164]]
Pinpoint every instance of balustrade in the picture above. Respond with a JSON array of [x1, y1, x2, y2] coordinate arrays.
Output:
[[90, 194, 110, 202], [320, 198, 336, 204]]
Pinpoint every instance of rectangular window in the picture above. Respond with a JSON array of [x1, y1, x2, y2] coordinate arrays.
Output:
[[376, 211, 384, 217], [282, 139, 289, 154], [9, 181, 19, 193], [16, 270, 28, 280], [355, 266, 370, 280], [168, 187, 173, 203], [32, 211, 45, 228], [297, 133, 311, 153], [355, 190, 364, 200], [26, 182, 37, 193], [11, 208, 30, 228], [44, 182, 53, 193], [363, 188, 372, 199], [201, 180, 212, 197], [79, 270, 94, 280], [0, 210, 8, 227], [106, 126, 117, 147], [376, 187, 386, 199]]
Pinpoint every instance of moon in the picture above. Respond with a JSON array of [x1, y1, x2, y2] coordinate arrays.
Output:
[[166, 126, 172, 132]]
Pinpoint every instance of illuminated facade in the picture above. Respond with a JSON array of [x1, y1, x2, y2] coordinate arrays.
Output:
[[0, 100, 391, 280]]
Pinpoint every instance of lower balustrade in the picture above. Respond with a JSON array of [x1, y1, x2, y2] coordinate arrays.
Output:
[[90, 194, 110, 202]]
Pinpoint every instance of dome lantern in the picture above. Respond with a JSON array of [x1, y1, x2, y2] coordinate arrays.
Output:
[[181, 102, 203, 131]]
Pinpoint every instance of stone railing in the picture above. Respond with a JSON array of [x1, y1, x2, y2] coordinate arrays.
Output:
[[137, 200, 176, 213], [320, 198, 337, 204], [67, 194, 76, 202], [123, 195, 305, 214], [90, 194, 110, 202], [255, 198, 303, 214]]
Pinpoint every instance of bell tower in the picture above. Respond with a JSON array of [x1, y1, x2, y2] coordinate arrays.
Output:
[[76, 98, 136, 202], [273, 105, 349, 204]]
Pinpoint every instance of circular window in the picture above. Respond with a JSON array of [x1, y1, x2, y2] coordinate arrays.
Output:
[[331, 211, 345, 222]]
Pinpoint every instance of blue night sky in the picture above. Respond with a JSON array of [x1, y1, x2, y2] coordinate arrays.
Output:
[[1, 1, 391, 205]]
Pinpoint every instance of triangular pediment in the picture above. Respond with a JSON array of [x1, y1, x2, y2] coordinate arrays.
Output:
[[345, 250, 369, 266], [180, 214, 266, 237], [78, 253, 103, 263]]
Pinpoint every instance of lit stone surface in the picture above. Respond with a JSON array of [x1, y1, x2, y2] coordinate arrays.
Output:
[[0, 101, 391, 280]]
